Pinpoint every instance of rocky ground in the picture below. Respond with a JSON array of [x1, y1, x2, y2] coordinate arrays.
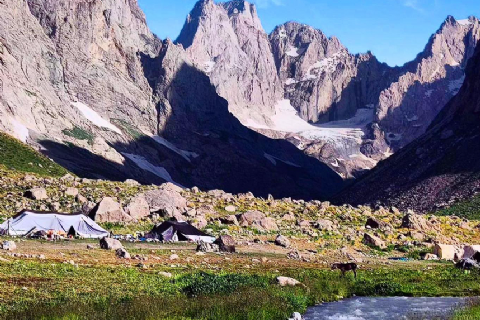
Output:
[[1, 167, 479, 263]]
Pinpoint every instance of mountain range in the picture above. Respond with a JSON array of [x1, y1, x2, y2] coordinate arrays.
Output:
[[1, 0, 479, 210]]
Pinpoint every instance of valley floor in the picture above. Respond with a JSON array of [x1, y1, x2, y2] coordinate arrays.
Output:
[[0, 240, 479, 320]]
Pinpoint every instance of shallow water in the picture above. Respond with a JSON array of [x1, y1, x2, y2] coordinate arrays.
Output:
[[303, 297, 466, 320]]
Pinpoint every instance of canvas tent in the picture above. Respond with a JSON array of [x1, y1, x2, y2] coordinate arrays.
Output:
[[149, 221, 215, 243], [0, 210, 109, 239]]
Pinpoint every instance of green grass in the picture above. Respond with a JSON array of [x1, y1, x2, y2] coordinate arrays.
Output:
[[0, 132, 69, 177], [62, 127, 95, 145], [453, 298, 480, 320], [436, 194, 480, 220], [1, 260, 480, 320], [111, 119, 144, 140]]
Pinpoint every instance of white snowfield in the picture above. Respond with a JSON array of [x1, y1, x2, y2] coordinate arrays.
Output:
[[71, 101, 122, 134], [10, 118, 30, 143], [457, 19, 473, 26], [249, 99, 373, 144], [152, 136, 199, 162], [122, 153, 183, 187]]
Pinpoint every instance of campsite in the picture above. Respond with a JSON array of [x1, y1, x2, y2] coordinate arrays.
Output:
[[1, 168, 480, 319]]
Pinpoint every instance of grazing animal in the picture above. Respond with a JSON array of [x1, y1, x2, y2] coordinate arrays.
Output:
[[332, 263, 358, 278]]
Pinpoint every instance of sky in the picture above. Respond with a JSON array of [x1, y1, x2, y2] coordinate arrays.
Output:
[[137, 0, 480, 67]]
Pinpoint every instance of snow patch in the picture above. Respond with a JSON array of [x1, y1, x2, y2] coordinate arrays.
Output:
[[285, 78, 298, 86], [122, 153, 180, 185], [458, 19, 472, 26], [72, 102, 122, 134], [204, 61, 215, 73], [302, 51, 347, 80], [448, 76, 465, 95], [278, 28, 287, 39], [152, 136, 199, 162], [10, 118, 29, 143], [286, 45, 300, 57]]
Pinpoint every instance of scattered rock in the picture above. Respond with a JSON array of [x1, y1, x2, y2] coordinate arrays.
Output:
[[89, 197, 133, 223], [1, 241, 16, 251], [401, 213, 434, 232], [214, 235, 236, 253], [196, 241, 220, 253], [169, 254, 179, 260], [275, 235, 290, 248], [24, 188, 48, 200], [159, 272, 173, 278], [191, 216, 208, 230], [224, 205, 237, 213], [289, 312, 303, 320], [125, 195, 150, 220], [143, 187, 187, 218], [365, 218, 392, 231], [124, 179, 140, 186], [363, 233, 386, 249], [220, 215, 239, 226], [239, 210, 265, 227], [65, 187, 79, 197], [116, 248, 131, 259], [99, 237, 123, 250], [423, 253, 438, 261], [277, 276, 301, 287], [315, 219, 334, 231]]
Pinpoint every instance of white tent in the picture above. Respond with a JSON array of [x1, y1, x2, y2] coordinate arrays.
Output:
[[0, 210, 109, 239]]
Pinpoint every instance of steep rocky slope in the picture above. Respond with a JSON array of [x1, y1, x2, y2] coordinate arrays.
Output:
[[0, 0, 342, 199], [337, 40, 480, 213], [177, 1, 480, 178], [176, 0, 282, 125]]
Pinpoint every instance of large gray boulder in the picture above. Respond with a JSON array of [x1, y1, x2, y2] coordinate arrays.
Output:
[[99, 237, 123, 250], [275, 235, 290, 248], [89, 197, 133, 223], [24, 188, 48, 200], [1, 241, 16, 251], [401, 213, 434, 232], [125, 195, 150, 220], [363, 233, 386, 249], [142, 186, 187, 218], [238, 211, 266, 227], [115, 248, 131, 259]]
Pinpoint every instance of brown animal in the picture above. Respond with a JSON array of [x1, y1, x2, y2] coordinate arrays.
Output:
[[332, 263, 358, 278]]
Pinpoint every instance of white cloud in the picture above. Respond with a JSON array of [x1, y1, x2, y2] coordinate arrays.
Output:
[[401, 0, 424, 12], [253, 0, 285, 8]]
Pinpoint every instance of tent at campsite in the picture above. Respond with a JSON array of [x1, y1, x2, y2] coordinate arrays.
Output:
[[0, 210, 109, 239], [149, 220, 215, 243]]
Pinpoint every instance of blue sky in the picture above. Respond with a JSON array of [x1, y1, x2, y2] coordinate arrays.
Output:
[[137, 0, 479, 66]]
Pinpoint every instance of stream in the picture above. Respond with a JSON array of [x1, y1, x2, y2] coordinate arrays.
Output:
[[303, 297, 467, 320]]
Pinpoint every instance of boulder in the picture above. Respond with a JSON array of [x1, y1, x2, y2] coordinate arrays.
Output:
[[423, 253, 438, 261], [315, 219, 334, 231], [89, 197, 133, 223], [99, 237, 123, 250], [159, 272, 173, 278], [125, 195, 150, 220], [238, 211, 266, 227], [220, 215, 239, 226], [1, 241, 16, 251], [434, 244, 455, 260], [401, 213, 434, 232], [365, 218, 392, 231], [214, 235, 236, 253], [408, 231, 425, 241], [224, 205, 237, 213], [143, 187, 187, 218], [124, 179, 141, 186], [191, 216, 208, 230], [277, 276, 301, 287], [275, 235, 290, 248], [65, 187, 79, 197], [258, 217, 278, 232], [363, 233, 386, 249], [289, 312, 303, 320], [116, 248, 131, 259], [24, 188, 48, 200], [196, 241, 220, 253]]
